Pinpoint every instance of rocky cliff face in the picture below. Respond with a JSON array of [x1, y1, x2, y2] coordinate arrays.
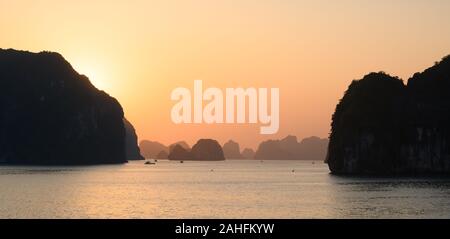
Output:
[[327, 55, 450, 175], [124, 118, 144, 160], [223, 140, 243, 159], [0, 49, 126, 164]]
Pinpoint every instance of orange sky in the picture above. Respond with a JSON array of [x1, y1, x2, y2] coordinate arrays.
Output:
[[1, 0, 450, 149]]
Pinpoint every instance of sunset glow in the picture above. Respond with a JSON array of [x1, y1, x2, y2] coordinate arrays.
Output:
[[1, 0, 450, 149]]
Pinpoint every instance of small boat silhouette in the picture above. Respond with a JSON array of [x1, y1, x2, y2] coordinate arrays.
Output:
[[145, 161, 156, 165]]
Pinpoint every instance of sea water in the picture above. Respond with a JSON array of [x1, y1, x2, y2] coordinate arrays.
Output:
[[0, 160, 449, 218]]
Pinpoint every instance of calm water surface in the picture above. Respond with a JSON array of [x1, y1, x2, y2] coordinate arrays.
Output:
[[1, 160, 450, 218]]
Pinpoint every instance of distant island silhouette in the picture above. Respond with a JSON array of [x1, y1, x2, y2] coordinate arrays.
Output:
[[241, 148, 256, 159], [0, 49, 131, 165], [169, 141, 191, 154], [139, 140, 168, 159], [327, 55, 450, 175], [168, 139, 225, 161], [139, 136, 328, 161], [168, 144, 192, 160], [139, 140, 191, 159], [222, 140, 243, 159], [156, 150, 169, 159], [254, 135, 328, 160]]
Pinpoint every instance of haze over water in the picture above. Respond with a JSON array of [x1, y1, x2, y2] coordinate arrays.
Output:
[[1, 160, 449, 219]]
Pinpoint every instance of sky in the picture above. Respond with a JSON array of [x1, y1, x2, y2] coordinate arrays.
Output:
[[1, 0, 450, 149]]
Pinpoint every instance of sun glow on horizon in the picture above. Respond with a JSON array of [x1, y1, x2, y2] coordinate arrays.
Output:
[[1, 0, 450, 149], [71, 59, 112, 92]]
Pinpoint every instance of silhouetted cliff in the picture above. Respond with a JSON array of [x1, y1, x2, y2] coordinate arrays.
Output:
[[327, 55, 450, 175], [124, 118, 144, 160], [223, 140, 243, 159], [0, 49, 126, 164]]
